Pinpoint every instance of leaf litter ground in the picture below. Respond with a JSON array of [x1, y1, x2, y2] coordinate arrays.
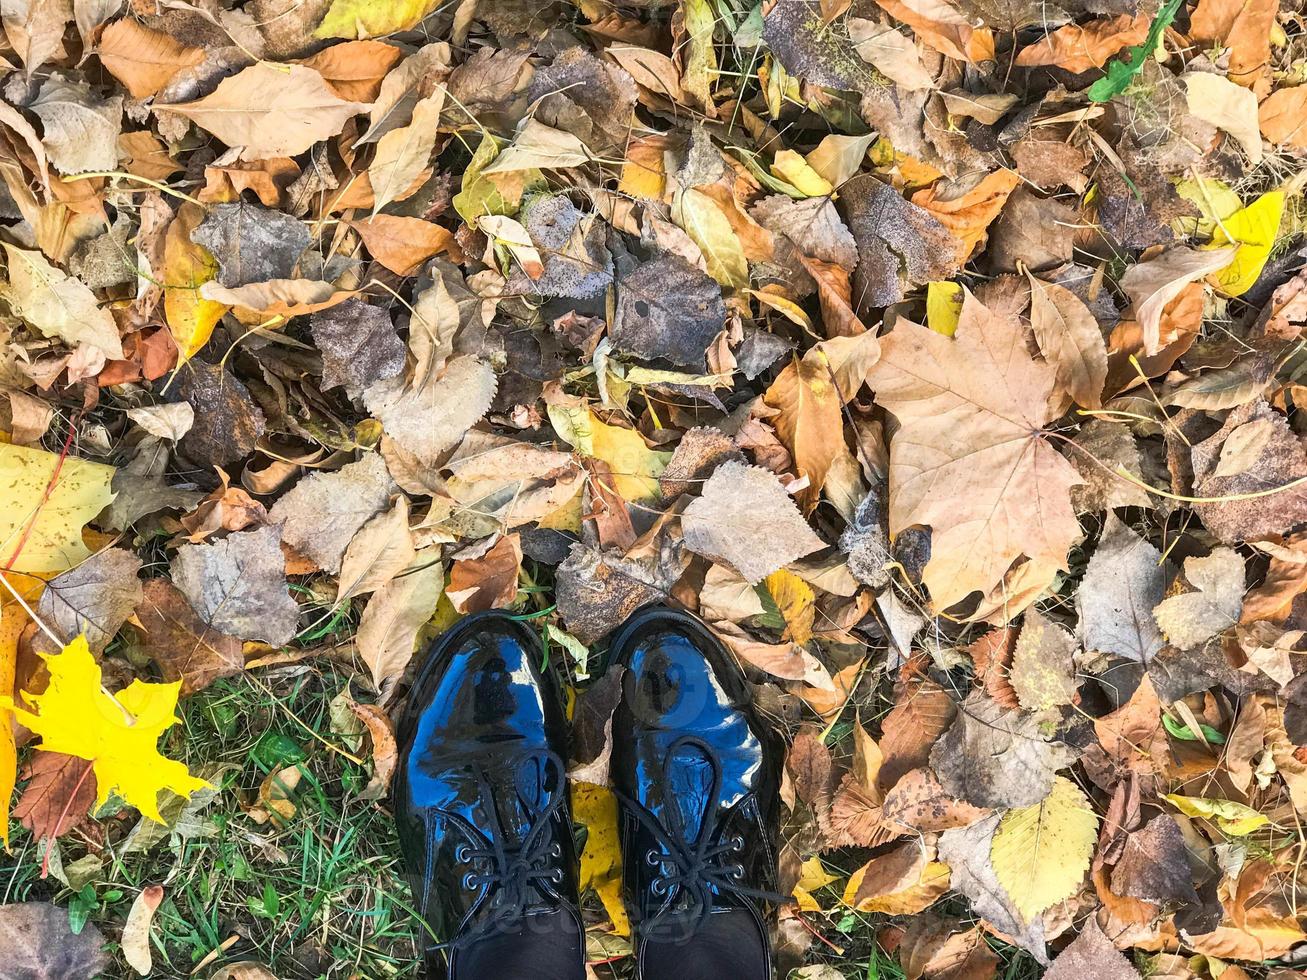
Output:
[[2, 0, 1307, 979]]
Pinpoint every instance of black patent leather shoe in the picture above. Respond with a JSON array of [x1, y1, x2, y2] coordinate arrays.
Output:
[[608, 607, 784, 980], [393, 611, 585, 980]]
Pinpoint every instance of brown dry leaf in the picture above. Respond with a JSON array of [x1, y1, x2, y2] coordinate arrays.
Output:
[[1191, 0, 1277, 91], [349, 214, 457, 276], [162, 63, 369, 161], [880, 767, 987, 833], [763, 354, 845, 510], [268, 454, 395, 575], [1027, 271, 1108, 410], [1010, 609, 1077, 711], [122, 885, 164, 976], [337, 496, 414, 600], [1257, 87, 1307, 148], [870, 0, 995, 62], [1119, 246, 1237, 355], [865, 292, 1082, 612], [135, 578, 245, 695], [13, 751, 97, 839], [347, 700, 397, 800], [1015, 14, 1148, 72], [297, 39, 402, 102], [356, 558, 445, 691], [910, 170, 1021, 265], [98, 20, 204, 100], [931, 691, 1076, 808], [447, 534, 522, 613], [199, 279, 358, 319], [715, 619, 834, 688], [681, 461, 825, 585]]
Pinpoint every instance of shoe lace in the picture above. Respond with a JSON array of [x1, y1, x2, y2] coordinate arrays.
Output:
[[427, 746, 567, 952], [616, 734, 786, 941]]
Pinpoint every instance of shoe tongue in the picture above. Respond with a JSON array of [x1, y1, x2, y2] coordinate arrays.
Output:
[[663, 742, 714, 842]]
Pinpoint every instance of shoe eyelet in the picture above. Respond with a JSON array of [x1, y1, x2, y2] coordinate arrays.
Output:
[[461, 872, 478, 890], [729, 835, 744, 852], [651, 877, 668, 896], [551, 870, 564, 883], [730, 865, 744, 880], [550, 842, 562, 858], [645, 850, 661, 867], [455, 844, 472, 863]]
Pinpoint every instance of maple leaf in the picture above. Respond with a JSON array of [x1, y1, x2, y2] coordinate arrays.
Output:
[[0, 636, 208, 823], [865, 291, 1083, 613]]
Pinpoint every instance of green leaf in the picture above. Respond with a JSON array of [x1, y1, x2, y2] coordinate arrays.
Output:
[[1162, 712, 1227, 744], [1087, 0, 1184, 102]]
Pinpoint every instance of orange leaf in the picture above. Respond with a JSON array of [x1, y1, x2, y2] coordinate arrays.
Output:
[[1014, 14, 1149, 73], [348, 214, 460, 276], [910, 169, 1020, 265]]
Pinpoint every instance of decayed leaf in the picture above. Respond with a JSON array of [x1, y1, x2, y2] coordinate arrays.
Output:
[[990, 776, 1097, 921], [135, 578, 244, 696], [267, 453, 395, 574], [170, 524, 300, 646], [192, 202, 310, 288], [1077, 515, 1170, 664], [1027, 271, 1108, 410], [681, 461, 825, 584], [348, 700, 397, 800], [1109, 814, 1200, 905], [172, 360, 266, 467], [0, 444, 115, 575], [610, 253, 726, 369], [1, 242, 122, 359], [1010, 609, 1077, 711], [310, 299, 405, 395], [930, 691, 1077, 808], [1190, 400, 1307, 544], [865, 292, 1083, 612], [0, 902, 110, 980], [1153, 547, 1244, 650], [356, 559, 444, 690], [35, 547, 142, 654], [1, 636, 208, 822], [1043, 917, 1142, 980], [162, 63, 369, 160]]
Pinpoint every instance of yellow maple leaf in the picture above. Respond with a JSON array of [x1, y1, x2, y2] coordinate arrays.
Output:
[[571, 780, 631, 937], [0, 444, 115, 575], [989, 776, 1098, 921], [1206, 190, 1286, 297], [0, 636, 208, 823], [793, 856, 840, 911]]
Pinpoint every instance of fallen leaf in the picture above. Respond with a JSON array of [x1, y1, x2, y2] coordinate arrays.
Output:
[[610, 253, 726, 370], [1120, 246, 1237, 355], [337, 496, 414, 600], [347, 700, 396, 800], [356, 559, 444, 690], [1109, 814, 1199, 905], [170, 524, 301, 646], [447, 534, 522, 613], [849, 18, 936, 90], [122, 885, 164, 976], [1, 636, 208, 822], [363, 355, 497, 467], [349, 214, 456, 276], [192, 201, 310, 287], [930, 691, 1077, 808], [1257, 87, 1307, 148], [865, 292, 1083, 612], [1206, 190, 1285, 297], [990, 776, 1097, 922], [1077, 515, 1170, 664], [870, 0, 995, 62], [1153, 547, 1244, 650], [572, 780, 631, 937], [0, 444, 115, 575], [1184, 72, 1263, 164], [35, 547, 142, 654], [172, 360, 266, 467], [162, 202, 228, 361], [134, 578, 244, 696], [162, 63, 369, 161], [910, 169, 1021, 265], [1027, 271, 1108, 409], [297, 38, 402, 102], [1042, 917, 1142, 980], [315, 0, 441, 39], [681, 461, 826, 584], [1, 242, 122, 359], [309, 299, 405, 395], [1164, 793, 1268, 834], [97, 18, 203, 99], [0, 902, 110, 979], [268, 453, 395, 574], [1010, 609, 1077, 711], [29, 74, 122, 175], [12, 750, 96, 840], [1015, 14, 1148, 73]]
